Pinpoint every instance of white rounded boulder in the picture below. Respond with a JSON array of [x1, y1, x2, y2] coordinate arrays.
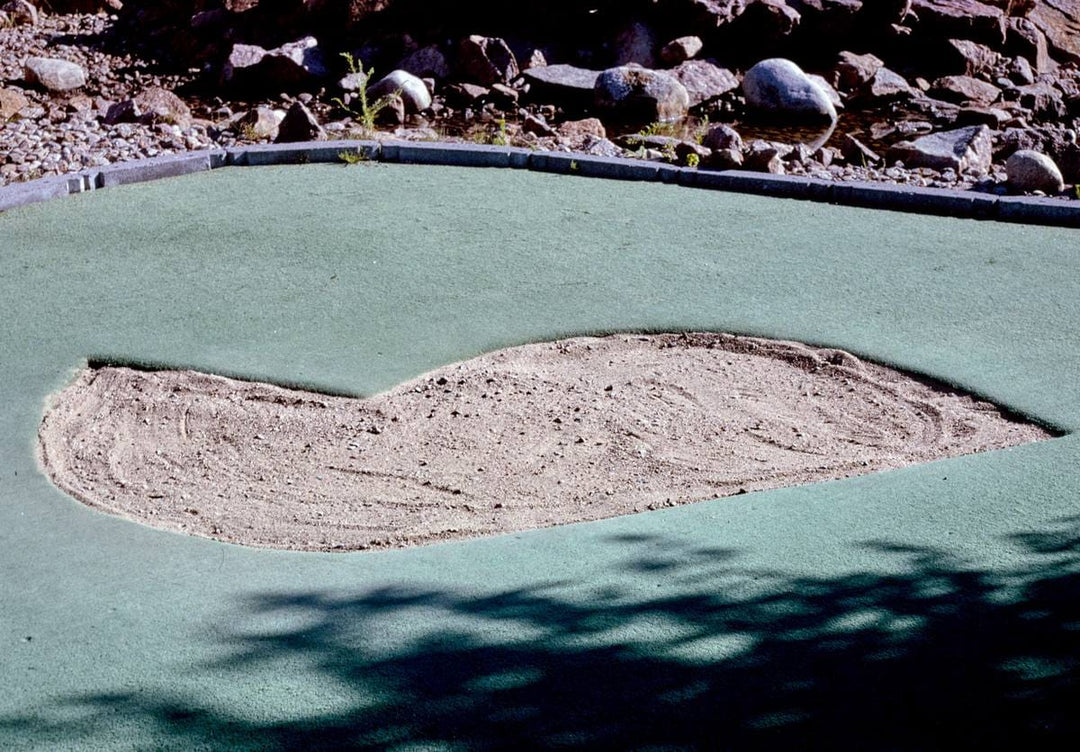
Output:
[[742, 58, 836, 123], [368, 70, 432, 114], [1006, 150, 1065, 194]]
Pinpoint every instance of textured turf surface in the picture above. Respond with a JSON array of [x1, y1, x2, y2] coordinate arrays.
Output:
[[1, 164, 1078, 749]]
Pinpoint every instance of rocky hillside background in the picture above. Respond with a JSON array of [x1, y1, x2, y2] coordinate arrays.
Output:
[[2, 0, 1079, 194]]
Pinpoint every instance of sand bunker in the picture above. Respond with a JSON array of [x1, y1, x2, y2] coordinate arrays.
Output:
[[39, 333, 1052, 551]]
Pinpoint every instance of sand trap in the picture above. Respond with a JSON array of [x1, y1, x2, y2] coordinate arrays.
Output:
[[38, 332, 1052, 551]]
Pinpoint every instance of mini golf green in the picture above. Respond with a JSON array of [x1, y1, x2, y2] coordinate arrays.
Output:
[[1, 163, 1078, 749]]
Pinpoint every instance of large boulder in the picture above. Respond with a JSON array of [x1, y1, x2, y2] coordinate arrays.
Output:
[[1029, 0, 1080, 64], [1006, 149, 1066, 192], [742, 58, 837, 122], [522, 64, 600, 109], [133, 86, 192, 129], [24, 57, 86, 92], [929, 74, 1002, 105], [367, 69, 431, 113], [909, 1, 1008, 46], [670, 60, 740, 107], [221, 37, 328, 93], [275, 101, 324, 143], [594, 65, 690, 123], [887, 124, 994, 173], [458, 35, 519, 86]]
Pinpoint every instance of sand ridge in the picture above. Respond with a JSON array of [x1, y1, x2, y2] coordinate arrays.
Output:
[[37, 332, 1052, 551]]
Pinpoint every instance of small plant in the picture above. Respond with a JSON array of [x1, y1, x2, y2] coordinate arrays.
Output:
[[569, 160, 579, 172], [491, 117, 508, 146], [238, 122, 260, 142], [692, 115, 710, 145], [332, 52, 401, 136], [685, 152, 700, 169], [338, 148, 370, 165]]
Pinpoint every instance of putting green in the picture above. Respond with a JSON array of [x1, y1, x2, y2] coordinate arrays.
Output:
[[2, 163, 1079, 749]]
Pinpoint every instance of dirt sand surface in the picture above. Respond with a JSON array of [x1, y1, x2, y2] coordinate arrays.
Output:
[[38, 333, 1053, 551]]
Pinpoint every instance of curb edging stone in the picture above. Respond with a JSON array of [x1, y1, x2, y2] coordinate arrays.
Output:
[[1, 140, 1078, 229]]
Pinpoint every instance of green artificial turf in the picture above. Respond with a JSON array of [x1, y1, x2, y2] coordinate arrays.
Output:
[[1, 163, 1078, 749]]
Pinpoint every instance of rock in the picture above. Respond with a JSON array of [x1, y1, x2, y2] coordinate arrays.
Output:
[[234, 106, 281, 140], [831, 51, 884, 93], [807, 74, 844, 111], [1005, 148, 1065, 192], [862, 66, 918, 101], [945, 38, 1002, 76], [24, 57, 86, 93], [742, 58, 836, 122], [909, 1, 1007, 46], [458, 35, 519, 86], [445, 83, 489, 106], [1005, 17, 1054, 73], [930, 75, 1002, 105], [3, 0, 37, 25], [1007, 55, 1036, 84], [375, 94, 405, 126], [956, 105, 1011, 126], [744, 140, 786, 174], [701, 123, 743, 152], [839, 133, 881, 165], [523, 113, 555, 137], [368, 70, 432, 113], [614, 21, 657, 68], [275, 101, 323, 143], [670, 60, 740, 107], [556, 118, 606, 143], [338, 71, 368, 92], [0, 87, 30, 121], [887, 124, 994, 173], [594, 65, 690, 123], [489, 83, 519, 108], [735, 0, 801, 42], [222, 37, 328, 93], [133, 87, 192, 129], [1029, 0, 1080, 64], [703, 144, 744, 170], [522, 64, 600, 108], [398, 45, 450, 80], [660, 36, 704, 65], [103, 98, 137, 125], [1013, 81, 1066, 119]]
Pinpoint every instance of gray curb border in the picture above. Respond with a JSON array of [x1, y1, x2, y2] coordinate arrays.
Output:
[[1, 140, 1077, 228]]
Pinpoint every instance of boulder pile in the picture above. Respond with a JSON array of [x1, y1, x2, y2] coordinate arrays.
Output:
[[1, 0, 1079, 194]]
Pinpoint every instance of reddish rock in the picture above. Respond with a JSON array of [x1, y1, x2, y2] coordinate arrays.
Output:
[[1029, 0, 1080, 64], [0, 87, 30, 121], [556, 118, 606, 142], [670, 60, 740, 107], [458, 35, 519, 86], [930, 74, 1002, 105], [909, 0, 1007, 44], [660, 36, 704, 65], [831, 51, 884, 93], [1006, 17, 1055, 72], [945, 38, 1002, 75]]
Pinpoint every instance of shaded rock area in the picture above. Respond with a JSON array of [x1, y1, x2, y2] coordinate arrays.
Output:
[[1, 0, 1079, 197]]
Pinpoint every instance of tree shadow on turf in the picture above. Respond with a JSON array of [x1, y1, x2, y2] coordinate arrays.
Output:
[[4, 516, 1080, 749]]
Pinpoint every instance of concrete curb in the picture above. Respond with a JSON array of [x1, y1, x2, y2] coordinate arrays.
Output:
[[1, 140, 1078, 229]]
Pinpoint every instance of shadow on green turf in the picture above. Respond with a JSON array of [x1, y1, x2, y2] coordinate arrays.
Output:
[[4, 517, 1079, 748]]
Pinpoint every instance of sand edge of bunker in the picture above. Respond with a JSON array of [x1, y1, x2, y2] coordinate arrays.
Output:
[[37, 332, 1055, 553]]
